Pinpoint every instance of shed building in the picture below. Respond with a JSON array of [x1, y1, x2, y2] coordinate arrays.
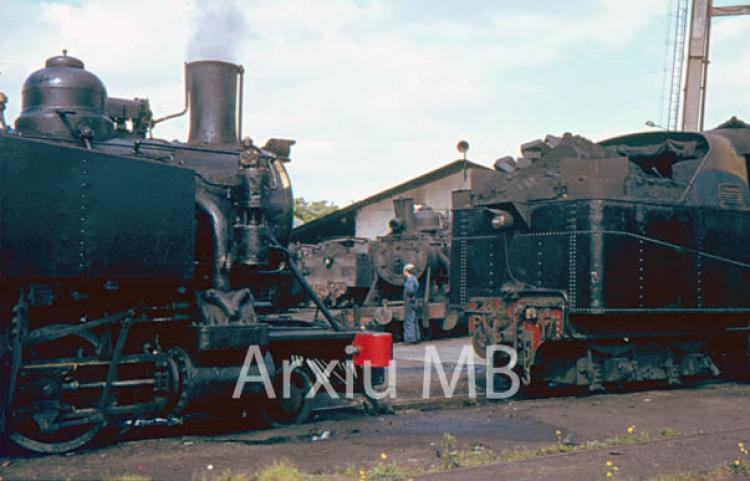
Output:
[[291, 159, 490, 243]]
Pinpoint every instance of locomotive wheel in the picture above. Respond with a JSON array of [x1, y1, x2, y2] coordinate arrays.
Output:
[[374, 305, 394, 326], [260, 367, 313, 427], [7, 325, 106, 454]]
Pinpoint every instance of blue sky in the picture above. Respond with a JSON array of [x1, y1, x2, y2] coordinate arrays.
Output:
[[1, 0, 748, 205]]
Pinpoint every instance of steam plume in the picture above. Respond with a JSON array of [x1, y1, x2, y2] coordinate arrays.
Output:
[[187, 0, 247, 62]]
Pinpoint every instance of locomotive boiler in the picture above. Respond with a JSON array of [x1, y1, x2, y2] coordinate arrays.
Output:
[[294, 198, 461, 336], [452, 121, 750, 390], [0, 53, 391, 454]]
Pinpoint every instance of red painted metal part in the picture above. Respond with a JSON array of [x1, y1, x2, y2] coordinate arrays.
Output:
[[523, 321, 542, 350], [352, 332, 393, 367]]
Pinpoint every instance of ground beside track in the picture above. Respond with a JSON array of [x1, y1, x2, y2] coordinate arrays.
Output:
[[2, 338, 750, 480]]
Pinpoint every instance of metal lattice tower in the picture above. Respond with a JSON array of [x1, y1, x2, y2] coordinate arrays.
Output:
[[666, 0, 689, 131]]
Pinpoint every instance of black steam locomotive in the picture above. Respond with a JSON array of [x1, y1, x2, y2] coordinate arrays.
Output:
[[0, 53, 391, 454], [453, 121, 750, 389], [293, 198, 459, 336]]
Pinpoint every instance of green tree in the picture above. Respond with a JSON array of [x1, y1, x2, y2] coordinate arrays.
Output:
[[294, 197, 339, 223]]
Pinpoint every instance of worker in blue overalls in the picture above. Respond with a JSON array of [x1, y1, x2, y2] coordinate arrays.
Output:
[[402, 263, 420, 344]]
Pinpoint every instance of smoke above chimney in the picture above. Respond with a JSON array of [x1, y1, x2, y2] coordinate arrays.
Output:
[[187, 0, 247, 62]]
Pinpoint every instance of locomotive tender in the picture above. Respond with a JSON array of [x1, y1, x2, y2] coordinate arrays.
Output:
[[0, 53, 391, 454], [454, 121, 750, 389]]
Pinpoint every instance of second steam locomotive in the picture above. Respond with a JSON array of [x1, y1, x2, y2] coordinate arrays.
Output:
[[454, 122, 750, 390], [293, 198, 459, 336]]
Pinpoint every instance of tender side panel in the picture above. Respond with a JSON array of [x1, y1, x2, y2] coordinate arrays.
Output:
[[700, 207, 750, 308], [600, 203, 698, 309], [597, 202, 750, 311], [454, 198, 750, 315]]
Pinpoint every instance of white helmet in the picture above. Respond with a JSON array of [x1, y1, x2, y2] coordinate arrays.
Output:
[[403, 263, 416, 274]]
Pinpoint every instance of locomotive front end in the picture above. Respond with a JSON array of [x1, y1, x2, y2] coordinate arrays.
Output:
[[0, 54, 392, 455]]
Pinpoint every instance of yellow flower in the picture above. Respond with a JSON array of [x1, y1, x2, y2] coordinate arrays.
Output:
[[606, 460, 613, 467], [380, 452, 388, 460], [606, 471, 613, 478], [627, 425, 636, 435], [613, 466, 619, 472], [735, 459, 741, 466], [739, 442, 745, 449]]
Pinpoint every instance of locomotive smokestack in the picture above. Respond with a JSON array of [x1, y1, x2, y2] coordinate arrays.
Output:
[[186, 60, 243, 146], [391, 198, 417, 233]]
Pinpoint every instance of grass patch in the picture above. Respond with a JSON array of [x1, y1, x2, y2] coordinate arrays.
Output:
[[255, 461, 305, 481], [315, 468, 361, 481], [497, 425, 684, 464], [313, 460, 413, 481], [105, 426, 690, 481], [432, 426, 680, 471], [438, 425, 683, 468], [212, 469, 252, 481], [366, 460, 412, 481], [659, 427, 682, 439], [436, 433, 500, 469], [653, 438, 750, 480]]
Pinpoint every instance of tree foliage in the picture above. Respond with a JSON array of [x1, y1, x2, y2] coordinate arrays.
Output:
[[294, 197, 339, 223]]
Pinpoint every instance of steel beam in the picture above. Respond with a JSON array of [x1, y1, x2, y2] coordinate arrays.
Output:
[[682, 0, 712, 132], [711, 5, 750, 16], [682, 1, 750, 132]]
